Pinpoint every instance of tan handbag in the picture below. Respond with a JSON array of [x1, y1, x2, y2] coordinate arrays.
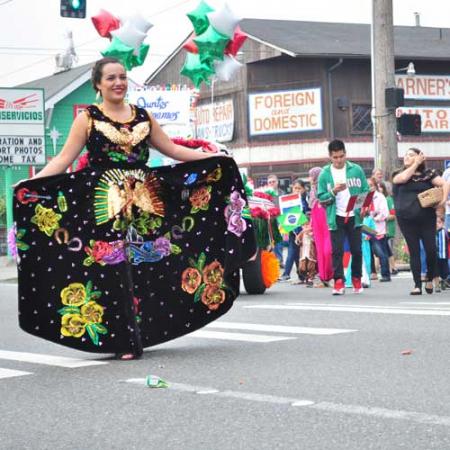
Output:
[[417, 187, 443, 208]]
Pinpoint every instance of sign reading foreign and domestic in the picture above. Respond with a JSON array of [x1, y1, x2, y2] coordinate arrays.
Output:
[[0, 88, 45, 165], [248, 88, 322, 136], [127, 90, 191, 125], [396, 75, 450, 101], [195, 99, 234, 142], [396, 106, 450, 133]]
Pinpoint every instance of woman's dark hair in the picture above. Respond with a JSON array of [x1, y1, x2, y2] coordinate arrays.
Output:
[[378, 181, 390, 197], [293, 178, 306, 188], [392, 147, 427, 180], [91, 57, 124, 93], [406, 147, 426, 172]]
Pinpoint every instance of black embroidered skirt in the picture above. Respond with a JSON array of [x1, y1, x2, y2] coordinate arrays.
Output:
[[13, 156, 256, 355]]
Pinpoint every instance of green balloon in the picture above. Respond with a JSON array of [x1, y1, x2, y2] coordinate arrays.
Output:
[[187, 0, 214, 35], [194, 25, 230, 63], [101, 37, 134, 70], [102, 38, 149, 71], [130, 43, 150, 68], [180, 52, 215, 88]]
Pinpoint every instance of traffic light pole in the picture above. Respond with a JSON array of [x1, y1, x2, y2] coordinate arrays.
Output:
[[372, 0, 398, 178]]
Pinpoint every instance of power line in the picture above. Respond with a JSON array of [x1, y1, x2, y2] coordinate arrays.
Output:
[[0, 55, 55, 80], [0, 0, 195, 81]]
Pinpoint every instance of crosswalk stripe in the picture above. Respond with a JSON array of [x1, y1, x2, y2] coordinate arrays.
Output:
[[0, 350, 108, 368], [244, 304, 450, 316], [0, 368, 32, 379], [206, 321, 356, 335], [188, 330, 294, 343]]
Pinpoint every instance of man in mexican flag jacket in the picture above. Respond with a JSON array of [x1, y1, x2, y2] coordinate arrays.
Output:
[[317, 139, 370, 295]]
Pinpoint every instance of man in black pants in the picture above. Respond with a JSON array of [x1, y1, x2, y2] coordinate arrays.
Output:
[[317, 140, 370, 295]]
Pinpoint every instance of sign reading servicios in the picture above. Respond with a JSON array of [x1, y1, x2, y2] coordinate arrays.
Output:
[[0, 88, 45, 165]]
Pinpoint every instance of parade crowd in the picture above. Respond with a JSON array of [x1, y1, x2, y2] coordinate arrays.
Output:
[[265, 140, 450, 296]]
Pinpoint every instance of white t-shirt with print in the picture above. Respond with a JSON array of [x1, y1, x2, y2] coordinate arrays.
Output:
[[331, 165, 352, 217]]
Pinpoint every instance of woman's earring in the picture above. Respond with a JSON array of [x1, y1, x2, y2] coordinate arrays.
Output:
[[96, 90, 101, 101]]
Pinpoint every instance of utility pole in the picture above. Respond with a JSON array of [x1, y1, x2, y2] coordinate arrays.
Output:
[[372, 0, 398, 177]]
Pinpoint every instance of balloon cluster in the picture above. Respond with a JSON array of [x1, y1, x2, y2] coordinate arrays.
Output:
[[180, 1, 247, 88], [91, 9, 153, 71]]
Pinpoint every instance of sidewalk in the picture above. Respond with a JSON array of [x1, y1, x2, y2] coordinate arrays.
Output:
[[0, 256, 17, 281]]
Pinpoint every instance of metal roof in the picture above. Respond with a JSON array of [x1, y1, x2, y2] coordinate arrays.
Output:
[[240, 19, 450, 60]]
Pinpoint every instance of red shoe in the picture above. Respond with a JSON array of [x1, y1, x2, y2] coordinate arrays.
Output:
[[332, 279, 345, 295], [352, 277, 364, 294]]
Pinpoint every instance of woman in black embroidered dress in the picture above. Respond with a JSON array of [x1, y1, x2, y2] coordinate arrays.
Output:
[[13, 58, 256, 359], [392, 148, 449, 295]]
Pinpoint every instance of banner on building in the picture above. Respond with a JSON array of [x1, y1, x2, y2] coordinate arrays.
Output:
[[248, 88, 322, 136], [396, 106, 450, 133], [195, 99, 234, 142], [127, 90, 191, 125], [0, 88, 45, 165], [396, 75, 450, 100]]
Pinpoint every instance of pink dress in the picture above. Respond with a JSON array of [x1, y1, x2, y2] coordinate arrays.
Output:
[[310, 202, 333, 282]]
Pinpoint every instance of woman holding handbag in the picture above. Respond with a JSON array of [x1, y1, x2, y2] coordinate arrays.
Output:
[[392, 148, 449, 295]]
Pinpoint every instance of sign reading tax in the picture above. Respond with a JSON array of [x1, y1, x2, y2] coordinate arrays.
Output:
[[248, 88, 322, 136], [0, 88, 46, 165]]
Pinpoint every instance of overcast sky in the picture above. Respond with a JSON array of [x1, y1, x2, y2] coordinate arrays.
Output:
[[1, 0, 450, 87]]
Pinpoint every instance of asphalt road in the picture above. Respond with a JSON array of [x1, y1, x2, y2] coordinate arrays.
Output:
[[1, 273, 450, 450]]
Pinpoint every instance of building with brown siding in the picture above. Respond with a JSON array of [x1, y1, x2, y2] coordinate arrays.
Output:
[[146, 19, 450, 189]]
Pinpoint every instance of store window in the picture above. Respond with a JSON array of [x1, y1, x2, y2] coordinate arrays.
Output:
[[351, 104, 373, 134]]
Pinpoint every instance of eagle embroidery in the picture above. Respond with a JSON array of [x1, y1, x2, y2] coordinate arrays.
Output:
[[93, 120, 150, 154]]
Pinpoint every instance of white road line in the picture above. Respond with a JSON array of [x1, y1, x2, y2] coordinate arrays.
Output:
[[244, 304, 450, 316], [124, 379, 450, 427], [401, 302, 450, 306], [0, 368, 32, 379], [188, 330, 294, 343], [206, 321, 357, 335], [126, 379, 450, 426], [0, 350, 108, 368], [285, 302, 450, 310]]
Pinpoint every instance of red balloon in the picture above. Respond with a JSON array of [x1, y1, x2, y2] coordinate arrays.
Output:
[[225, 26, 247, 56], [182, 35, 198, 54], [91, 9, 121, 39]]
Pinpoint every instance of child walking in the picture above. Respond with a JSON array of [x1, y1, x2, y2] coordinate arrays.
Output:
[[434, 216, 449, 292]]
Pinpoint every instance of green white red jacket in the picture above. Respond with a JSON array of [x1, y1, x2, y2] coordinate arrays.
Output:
[[317, 161, 369, 231]]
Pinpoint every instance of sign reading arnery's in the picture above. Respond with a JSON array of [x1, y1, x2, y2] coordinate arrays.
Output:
[[0, 88, 45, 165], [248, 88, 323, 136], [396, 75, 450, 100]]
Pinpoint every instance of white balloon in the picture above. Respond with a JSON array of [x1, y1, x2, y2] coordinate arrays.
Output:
[[206, 3, 241, 38], [110, 21, 146, 52], [214, 55, 242, 82], [127, 13, 153, 34]]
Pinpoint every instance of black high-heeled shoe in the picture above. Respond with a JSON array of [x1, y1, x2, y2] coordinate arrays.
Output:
[[424, 281, 433, 295]]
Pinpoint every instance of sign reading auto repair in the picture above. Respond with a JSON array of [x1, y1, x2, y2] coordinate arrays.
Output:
[[0, 88, 45, 165], [396, 106, 450, 133], [396, 75, 450, 100], [195, 99, 234, 142], [248, 88, 322, 136]]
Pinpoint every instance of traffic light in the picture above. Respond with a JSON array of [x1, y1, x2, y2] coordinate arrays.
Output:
[[397, 113, 421, 135], [60, 0, 86, 18]]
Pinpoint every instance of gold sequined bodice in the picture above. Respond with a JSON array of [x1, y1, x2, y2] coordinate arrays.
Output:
[[86, 104, 151, 165]]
